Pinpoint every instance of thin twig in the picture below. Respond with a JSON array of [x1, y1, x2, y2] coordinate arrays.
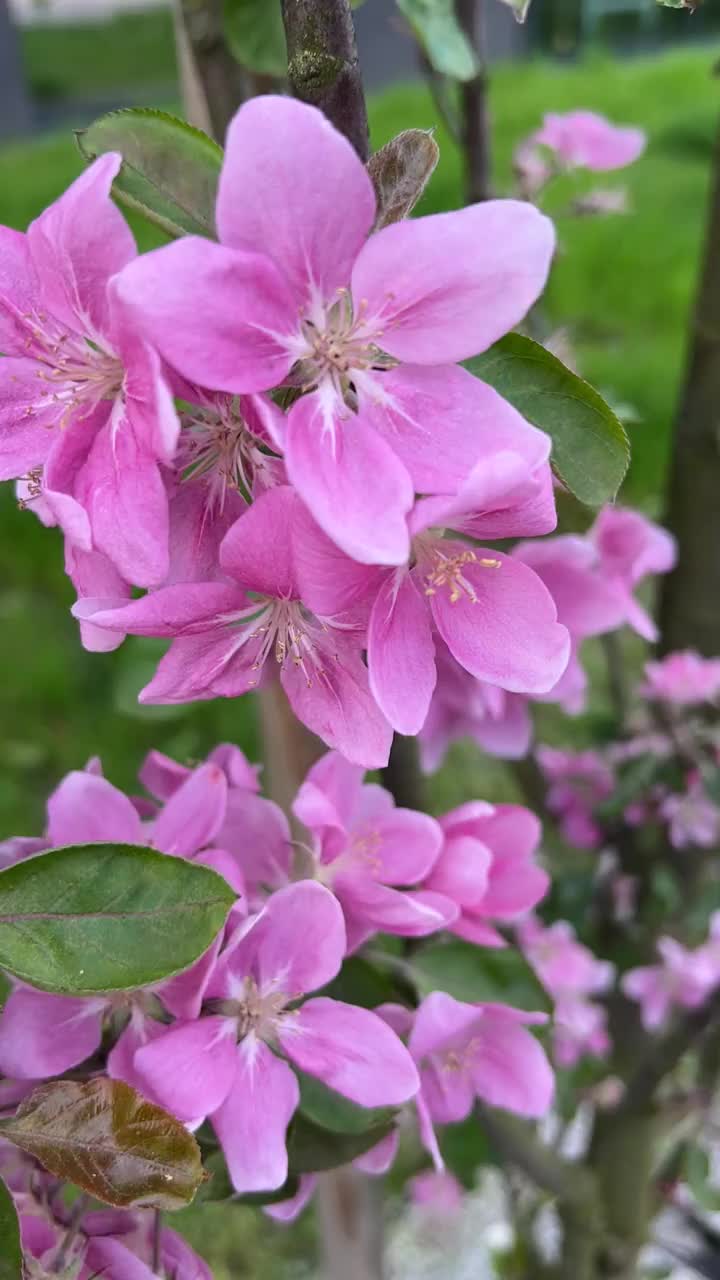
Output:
[[52, 1194, 88, 1274]]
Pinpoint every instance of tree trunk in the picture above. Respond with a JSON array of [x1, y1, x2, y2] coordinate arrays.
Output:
[[658, 112, 720, 655], [455, 0, 492, 203], [0, 0, 31, 141]]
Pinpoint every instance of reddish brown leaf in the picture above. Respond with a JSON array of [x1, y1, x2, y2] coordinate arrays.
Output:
[[0, 1079, 206, 1211], [367, 129, 440, 230]]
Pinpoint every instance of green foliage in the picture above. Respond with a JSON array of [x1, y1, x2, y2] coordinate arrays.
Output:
[[296, 1070, 396, 1135], [0, 1178, 22, 1280], [396, 0, 478, 81], [288, 1112, 395, 1174], [684, 1144, 720, 1212], [224, 0, 287, 76], [199, 1151, 300, 1206], [411, 939, 550, 1011], [76, 109, 223, 239], [439, 1109, 496, 1187], [468, 335, 630, 507], [0, 844, 234, 993], [0, 1080, 207, 1211], [321, 955, 400, 1009]]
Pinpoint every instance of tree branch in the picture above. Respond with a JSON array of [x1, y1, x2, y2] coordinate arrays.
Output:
[[455, 0, 492, 202], [622, 987, 720, 1113], [176, 0, 247, 142], [281, 0, 369, 160]]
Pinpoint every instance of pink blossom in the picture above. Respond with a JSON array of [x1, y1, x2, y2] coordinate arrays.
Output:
[[115, 95, 555, 565], [553, 996, 610, 1068], [424, 803, 549, 947], [408, 992, 554, 1127], [536, 746, 614, 849], [296, 447, 570, 737], [589, 506, 676, 642], [0, 156, 178, 588], [534, 111, 646, 172], [519, 917, 614, 1001], [660, 778, 720, 851], [622, 936, 719, 1031], [419, 640, 533, 770], [82, 1223, 211, 1280], [642, 650, 720, 708], [132, 881, 419, 1193], [293, 751, 455, 948], [74, 486, 393, 767]]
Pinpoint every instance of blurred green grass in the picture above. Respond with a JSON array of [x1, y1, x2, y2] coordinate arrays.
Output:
[[1, 40, 718, 841], [20, 7, 176, 100]]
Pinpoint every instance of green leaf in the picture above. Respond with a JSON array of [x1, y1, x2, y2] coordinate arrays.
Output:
[[439, 1109, 496, 1188], [367, 129, 440, 230], [0, 1176, 22, 1280], [496, 0, 531, 19], [684, 1144, 720, 1211], [0, 843, 235, 994], [76, 109, 223, 239], [224, 0, 287, 77], [321, 956, 399, 1010], [0, 1079, 207, 1211], [411, 940, 550, 1012], [397, 0, 478, 81], [297, 1070, 396, 1135], [467, 334, 630, 507], [288, 1112, 395, 1174]]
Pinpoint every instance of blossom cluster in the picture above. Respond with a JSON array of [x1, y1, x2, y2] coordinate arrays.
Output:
[[623, 915, 720, 1031], [0, 93, 594, 768], [537, 648, 720, 854], [421, 505, 675, 772], [0, 742, 555, 1243], [514, 108, 647, 204], [519, 916, 614, 1067]]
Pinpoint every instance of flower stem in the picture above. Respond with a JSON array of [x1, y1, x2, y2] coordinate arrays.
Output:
[[281, 0, 369, 161]]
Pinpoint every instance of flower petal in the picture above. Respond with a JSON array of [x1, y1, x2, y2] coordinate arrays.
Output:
[[351, 201, 555, 364], [151, 762, 228, 857], [220, 485, 297, 598], [133, 1016, 238, 1122], [46, 770, 143, 847], [224, 880, 346, 996], [368, 570, 436, 735], [218, 96, 375, 308], [0, 989, 104, 1079], [213, 1038, 299, 1193], [286, 390, 413, 566], [114, 236, 296, 393], [281, 638, 393, 769], [338, 879, 457, 938], [279, 997, 419, 1106], [468, 1007, 554, 1117]]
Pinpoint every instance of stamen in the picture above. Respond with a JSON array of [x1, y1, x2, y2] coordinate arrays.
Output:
[[424, 549, 501, 605]]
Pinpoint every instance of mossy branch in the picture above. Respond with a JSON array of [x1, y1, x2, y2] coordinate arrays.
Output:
[[281, 0, 369, 160]]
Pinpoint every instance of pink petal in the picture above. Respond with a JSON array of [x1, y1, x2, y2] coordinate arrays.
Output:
[[74, 581, 245, 638], [286, 390, 413, 566], [368, 570, 436, 735], [351, 201, 555, 364], [157, 934, 224, 1021], [292, 750, 364, 835], [425, 835, 492, 909], [363, 364, 545, 494], [419, 1061, 475, 1125], [353, 1129, 399, 1176], [451, 915, 506, 947], [427, 545, 570, 694], [151, 762, 228, 857], [117, 328, 180, 464], [46, 770, 143, 846], [139, 631, 258, 705], [213, 1038, 299, 1192], [165, 481, 247, 587], [282, 638, 393, 769], [27, 153, 136, 338], [0, 989, 104, 1078], [220, 486, 297, 598], [218, 96, 375, 308], [369, 808, 443, 884], [225, 880, 346, 996], [410, 992, 486, 1061], [114, 237, 295, 393], [218, 790, 292, 890], [279, 997, 420, 1106], [41, 408, 104, 551], [66, 545, 131, 654], [107, 1014, 167, 1099], [515, 536, 627, 637], [338, 879, 457, 937], [133, 1017, 238, 1122], [0, 357, 58, 478], [291, 497, 381, 621], [0, 226, 40, 354], [468, 1007, 554, 1117], [84, 1238, 155, 1280], [77, 419, 169, 589], [265, 1174, 318, 1223]]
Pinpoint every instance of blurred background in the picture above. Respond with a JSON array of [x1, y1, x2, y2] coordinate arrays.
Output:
[[1, 1, 719, 1273]]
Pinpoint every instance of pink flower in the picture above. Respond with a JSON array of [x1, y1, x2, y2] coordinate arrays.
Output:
[[0, 156, 178, 588], [622, 936, 719, 1031], [115, 95, 555, 565], [74, 486, 392, 767], [419, 640, 533, 770], [424, 803, 549, 947], [410, 1169, 464, 1215], [132, 881, 419, 1194], [409, 992, 554, 1127], [534, 111, 646, 172], [82, 1222, 211, 1280], [553, 996, 610, 1068], [519, 917, 614, 1001], [537, 746, 614, 849], [293, 751, 455, 948], [589, 506, 676, 642], [642, 650, 720, 708], [660, 778, 720, 851], [297, 447, 569, 738]]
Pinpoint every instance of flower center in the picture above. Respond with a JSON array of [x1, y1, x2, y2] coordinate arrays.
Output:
[[179, 398, 279, 511], [209, 978, 290, 1042], [228, 597, 332, 690], [22, 310, 123, 429], [423, 548, 501, 605], [294, 290, 394, 402]]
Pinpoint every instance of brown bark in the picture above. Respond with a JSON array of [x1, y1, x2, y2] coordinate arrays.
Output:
[[281, 0, 369, 162], [176, 0, 248, 142], [455, 0, 492, 202], [659, 113, 720, 655]]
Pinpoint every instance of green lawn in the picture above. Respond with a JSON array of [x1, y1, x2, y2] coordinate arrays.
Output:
[[0, 41, 717, 842]]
